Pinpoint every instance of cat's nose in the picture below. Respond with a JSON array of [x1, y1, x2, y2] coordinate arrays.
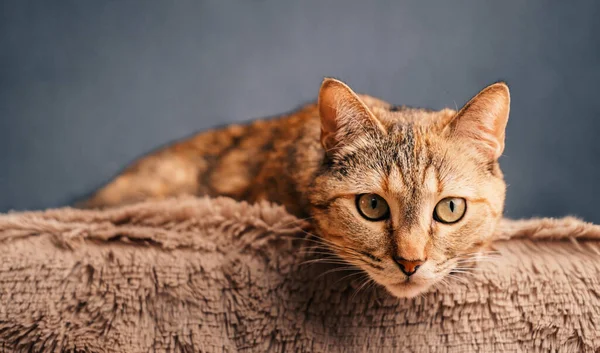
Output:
[[392, 256, 426, 277]]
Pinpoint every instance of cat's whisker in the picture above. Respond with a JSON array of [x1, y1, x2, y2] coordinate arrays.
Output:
[[292, 231, 380, 268], [451, 266, 487, 273], [446, 273, 471, 281], [298, 239, 380, 267], [364, 278, 380, 295], [302, 251, 362, 263], [438, 278, 451, 289], [301, 244, 343, 254], [351, 276, 374, 301], [286, 228, 366, 259], [302, 249, 362, 261], [300, 252, 370, 268], [479, 250, 502, 255], [278, 216, 314, 227], [333, 269, 368, 285], [461, 254, 502, 260], [301, 240, 346, 253], [462, 252, 501, 257], [454, 255, 501, 262], [455, 257, 498, 262], [449, 270, 479, 277], [302, 256, 356, 264], [299, 243, 338, 251], [316, 266, 360, 280], [447, 274, 477, 283], [294, 231, 348, 252], [461, 253, 502, 260], [455, 266, 487, 271], [299, 256, 348, 264], [461, 258, 499, 264], [444, 274, 470, 285], [433, 281, 447, 292], [300, 250, 339, 256], [449, 265, 478, 271], [451, 268, 486, 274], [454, 259, 499, 266], [299, 256, 347, 263]]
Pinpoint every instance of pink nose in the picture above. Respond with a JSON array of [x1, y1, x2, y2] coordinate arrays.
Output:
[[392, 256, 426, 276]]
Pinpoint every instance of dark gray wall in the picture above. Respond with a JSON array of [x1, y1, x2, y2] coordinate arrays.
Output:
[[1, 1, 599, 222]]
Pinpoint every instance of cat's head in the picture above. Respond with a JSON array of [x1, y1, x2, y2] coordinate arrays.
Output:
[[308, 78, 509, 298]]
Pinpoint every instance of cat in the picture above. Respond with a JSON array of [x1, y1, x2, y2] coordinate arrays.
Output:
[[81, 78, 510, 298]]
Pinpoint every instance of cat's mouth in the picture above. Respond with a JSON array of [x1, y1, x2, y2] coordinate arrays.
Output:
[[366, 269, 440, 298], [350, 258, 446, 298], [385, 280, 431, 298]]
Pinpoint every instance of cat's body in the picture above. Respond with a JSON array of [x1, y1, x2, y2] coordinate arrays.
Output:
[[83, 101, 323, 216], [83, 78, 510, 298]]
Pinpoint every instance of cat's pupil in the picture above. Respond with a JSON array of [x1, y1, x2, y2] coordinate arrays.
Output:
[[449, 200, 455, 212], [370, 197, 378, 209]]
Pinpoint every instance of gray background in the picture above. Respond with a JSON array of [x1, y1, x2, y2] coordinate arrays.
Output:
[[1, 1, 599, 222]]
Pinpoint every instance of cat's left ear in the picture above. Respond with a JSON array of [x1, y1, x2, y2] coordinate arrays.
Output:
[[318, 78, 386, 152], [448, 82, 510, 160]]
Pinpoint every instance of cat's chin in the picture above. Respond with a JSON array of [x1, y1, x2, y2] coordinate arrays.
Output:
[[384, 281, 433, 299]]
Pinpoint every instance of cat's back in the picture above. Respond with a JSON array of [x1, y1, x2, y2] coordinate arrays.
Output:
[[81, 101, 321, 208]]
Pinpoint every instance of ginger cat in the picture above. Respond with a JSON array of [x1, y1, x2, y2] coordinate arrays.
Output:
[[82, 78, 510, 298]]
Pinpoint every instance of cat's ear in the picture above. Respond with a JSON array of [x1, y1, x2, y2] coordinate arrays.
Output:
[[318, 78, 385, 152], [448, 82, 510, 160]]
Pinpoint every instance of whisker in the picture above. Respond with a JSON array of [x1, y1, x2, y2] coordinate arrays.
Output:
[[455, 258, 498, 263], [280, 237, 346, 253], [457, 259, 496, 265], [276, 216, 315, 228], [446, 274, 469, 282], [351, 277, 374, 301], [316, 266, 360, 280], [294, 233, 345, 250], [437, 278, 451, 290], [363, 279, 380, 294], [444, 274, 469, 285], [333, 269, 367, 285], [300, 250, 340, 256], [450, 267, 488, 273], [460, 255, 501, 261], [298, 255, 346, 262], [300, 258, 348, 265], [449, 270, 479, 277], [448, 272, 475, 279], [287, 228, 366, 257]]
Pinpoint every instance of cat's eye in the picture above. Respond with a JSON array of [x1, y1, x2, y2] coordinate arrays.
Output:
[[356, 194, 390, 221], [434, 197, 466, 224]]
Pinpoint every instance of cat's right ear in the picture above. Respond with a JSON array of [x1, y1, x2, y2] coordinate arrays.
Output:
[[318, 78, 385, 153], [447, 82, 511, 161]]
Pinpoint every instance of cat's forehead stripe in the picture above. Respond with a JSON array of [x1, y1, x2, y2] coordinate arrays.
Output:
[[385, 165, 405, 194], [423, 165, 438, 193], [393, 125, 429, 188]]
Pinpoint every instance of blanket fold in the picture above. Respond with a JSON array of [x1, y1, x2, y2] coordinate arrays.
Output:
[[0, 196, 599, 352]]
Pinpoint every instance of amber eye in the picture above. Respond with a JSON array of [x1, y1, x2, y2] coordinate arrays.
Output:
[[356, 194, 390, 221], [434, 197, 466, 224]]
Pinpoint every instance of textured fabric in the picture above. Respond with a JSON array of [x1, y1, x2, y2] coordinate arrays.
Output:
[[0, 196, 599, 352]]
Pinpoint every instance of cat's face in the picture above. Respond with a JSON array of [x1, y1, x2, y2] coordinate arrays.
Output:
[[308, 78, 509, 298]]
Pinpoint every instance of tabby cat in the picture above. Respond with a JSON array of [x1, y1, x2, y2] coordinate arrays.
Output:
[[82, 78, 510, 298]]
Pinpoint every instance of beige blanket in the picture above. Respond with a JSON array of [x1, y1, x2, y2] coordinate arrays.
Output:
[[0, 197, 599, 352]]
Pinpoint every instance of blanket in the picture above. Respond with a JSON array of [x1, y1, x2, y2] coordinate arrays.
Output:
[[0, 196, 599, 352]]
